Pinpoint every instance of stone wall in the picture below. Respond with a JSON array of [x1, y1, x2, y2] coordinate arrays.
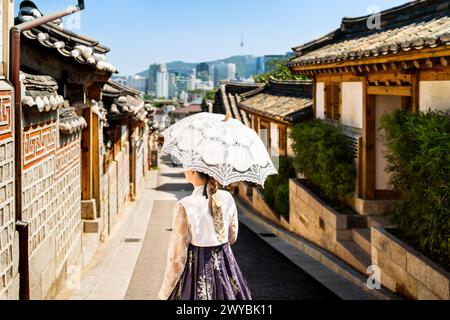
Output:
[[107, 161, 118, 228], [0, 87, 19, 299], [23, 112, 83, 299], [251, 188, 280, 225], [289, 179, 348, 254], [100, 166, 109, 238], [116, 148, 130, 214], [372, 227, 450, 300], [135, 141, 145, 194]]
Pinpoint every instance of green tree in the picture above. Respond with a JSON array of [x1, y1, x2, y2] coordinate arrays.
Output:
[[290, 120, 356, 202], [379, 109, 450, 268], [254, 59, 308, 83]]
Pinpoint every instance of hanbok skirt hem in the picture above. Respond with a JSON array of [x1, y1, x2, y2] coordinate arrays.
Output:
[[169, 243, 252, 300]]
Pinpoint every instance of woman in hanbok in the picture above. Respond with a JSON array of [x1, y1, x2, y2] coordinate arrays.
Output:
[[157, 112, 278, 300], [157, 171, 252, 300]]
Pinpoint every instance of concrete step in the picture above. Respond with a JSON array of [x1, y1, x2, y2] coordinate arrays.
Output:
[[352, 228, 372, 255], [336, 240, 371, 275], [83, 220, 100, 234]]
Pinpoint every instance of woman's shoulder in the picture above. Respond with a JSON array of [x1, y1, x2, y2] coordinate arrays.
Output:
[[217, 189, 234, 199]]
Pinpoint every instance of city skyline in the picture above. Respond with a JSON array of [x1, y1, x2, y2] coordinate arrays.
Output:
[[16, 0, 408, 75]]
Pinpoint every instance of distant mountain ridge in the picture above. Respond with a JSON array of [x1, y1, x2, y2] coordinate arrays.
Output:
[[137, 55, 258, 77]]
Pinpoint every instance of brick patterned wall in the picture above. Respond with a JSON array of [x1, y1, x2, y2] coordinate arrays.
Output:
[[100, 167, 109, 237], [135, 142, 144, 193], [23, 116, 82, 299], [108, 162, 118, 220], [22, 121, 58, 256], [54, 139, 82, 273], [116, 149, 129, 214], [0, 90, 17, 298]]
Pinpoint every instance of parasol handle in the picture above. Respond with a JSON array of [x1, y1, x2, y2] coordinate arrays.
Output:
[[223, 112, 231, 122]]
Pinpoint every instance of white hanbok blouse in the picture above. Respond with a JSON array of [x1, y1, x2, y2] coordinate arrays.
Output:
[[158, 185, 239, 300]]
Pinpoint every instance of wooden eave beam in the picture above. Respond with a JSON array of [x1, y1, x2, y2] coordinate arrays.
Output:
[[289, 47, 450, 73]]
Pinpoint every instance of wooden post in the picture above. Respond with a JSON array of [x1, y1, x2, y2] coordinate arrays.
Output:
[[362, 93, 376, 200], [411, 72, 420, 112], [82, 103, 93, 200], [92, 112, 101, 217]]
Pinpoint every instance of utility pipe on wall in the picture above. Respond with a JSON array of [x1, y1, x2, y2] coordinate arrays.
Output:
[[10, 0, 86, 300]]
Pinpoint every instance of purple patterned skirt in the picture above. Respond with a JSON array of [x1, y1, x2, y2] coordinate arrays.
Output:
[[169, 243, 252, 300]]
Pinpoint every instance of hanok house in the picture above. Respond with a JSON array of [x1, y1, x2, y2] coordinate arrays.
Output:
[[288, 0, 450, 216], [15, 2, 116, 299], [170, 104, 203, 123], [284, 0, 450, 277], [215, 81, 265, 128], [238, 78, 313, 158], [100, 81, 148, 234]]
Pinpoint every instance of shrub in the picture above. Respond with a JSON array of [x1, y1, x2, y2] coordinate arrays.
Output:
[[290, 120, 356, 202], [261, 156, 295, 220], [274, 182, 290, 218], [379, 109, 450, 268]]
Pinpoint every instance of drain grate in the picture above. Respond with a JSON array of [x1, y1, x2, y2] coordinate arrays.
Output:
[[260, 233, 276, 238], [124, 238, 143, 243]]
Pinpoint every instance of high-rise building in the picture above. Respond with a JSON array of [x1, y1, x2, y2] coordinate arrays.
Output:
[[169, 73, 178, 98], [188, 69, 197, 91], [156, 63, 169, 98], [127, 75, 148, 93], [148, 64, 159, 95], [176, 77, 189, 94], [196, 63, 210, 82], [244, 56, 258, 78], [256, 56, 265, 74], [212, 63, 236, 87]]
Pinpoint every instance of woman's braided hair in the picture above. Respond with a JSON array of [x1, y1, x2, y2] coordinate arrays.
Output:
[[197, 172, 225, 242]]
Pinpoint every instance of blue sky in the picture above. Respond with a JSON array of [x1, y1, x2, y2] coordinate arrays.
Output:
[[16, 0, 407, 75]]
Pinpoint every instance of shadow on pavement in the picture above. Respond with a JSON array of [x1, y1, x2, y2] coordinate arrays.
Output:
[[156, 183, 193, 193], [232, 223, 341, 300]]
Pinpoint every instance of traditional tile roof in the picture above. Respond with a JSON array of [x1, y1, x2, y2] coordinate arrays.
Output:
[[238, 78, 313, 123], [171, 104, 203, 114], [21, 72, 66, 112], [288, 0, 450, 68], [215, 81, 264, 127], [59, 106, 87, 134], [16, 1, 117, 73], [103, 80, 147, 122]]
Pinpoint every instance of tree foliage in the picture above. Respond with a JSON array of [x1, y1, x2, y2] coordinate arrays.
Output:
[[253, 59, 308, 83], [379, 110, 450, 268], [261, 157, 296, 220], [290, 120, 356, 202]]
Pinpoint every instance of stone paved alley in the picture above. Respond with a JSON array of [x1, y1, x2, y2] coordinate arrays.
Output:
[[58, 153, 378, 300]]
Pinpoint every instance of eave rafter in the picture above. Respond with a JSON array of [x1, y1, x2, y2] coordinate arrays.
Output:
[[290, 47, 450, 77]]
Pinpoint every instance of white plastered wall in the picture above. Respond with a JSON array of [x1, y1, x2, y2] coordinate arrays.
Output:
[[375, 95, 402, 191], [342, 82, 363, 129], [419, 81, 450, 112], [315, 82, 325, 120]]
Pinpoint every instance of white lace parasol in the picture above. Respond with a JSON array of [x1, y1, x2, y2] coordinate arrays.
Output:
[[161, 112, 278, 187]]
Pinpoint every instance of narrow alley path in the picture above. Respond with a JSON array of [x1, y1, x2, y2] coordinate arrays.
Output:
[[65, 152, 341, 300]]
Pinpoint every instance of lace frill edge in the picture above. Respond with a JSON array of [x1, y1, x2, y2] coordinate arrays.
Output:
[[162, 147, 278, 187]]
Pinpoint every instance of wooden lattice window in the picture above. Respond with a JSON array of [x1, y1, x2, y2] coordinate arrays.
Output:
[[324, 82, 341, 120]]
